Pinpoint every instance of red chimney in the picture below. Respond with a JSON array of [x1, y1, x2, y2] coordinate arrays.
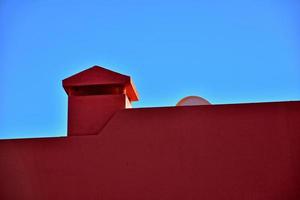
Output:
[[62, 66, 139, 136]]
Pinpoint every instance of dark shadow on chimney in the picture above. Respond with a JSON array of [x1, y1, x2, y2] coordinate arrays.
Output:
[[67, 84, 125, 96]]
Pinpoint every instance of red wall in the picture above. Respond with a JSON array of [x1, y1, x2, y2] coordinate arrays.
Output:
[[0, 101, 300, 199], [68, 94, 127, 136]]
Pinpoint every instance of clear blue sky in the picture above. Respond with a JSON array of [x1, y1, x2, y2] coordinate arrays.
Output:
[[1, 0, 299, 139]]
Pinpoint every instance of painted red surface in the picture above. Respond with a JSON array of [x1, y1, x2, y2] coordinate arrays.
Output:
[[68, 94, 129, 136], [63, 66, 138, 136], [1, 67, 300, 200], [63, 66, 138, 101]]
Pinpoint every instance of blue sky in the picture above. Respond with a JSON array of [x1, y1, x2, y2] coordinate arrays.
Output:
[[1, 0, 299, 139]]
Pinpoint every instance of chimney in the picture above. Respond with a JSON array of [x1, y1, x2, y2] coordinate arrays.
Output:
[[62, 66, 139, 136]]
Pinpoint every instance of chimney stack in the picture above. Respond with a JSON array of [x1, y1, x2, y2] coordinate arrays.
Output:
[[62, 66, 139, 136]]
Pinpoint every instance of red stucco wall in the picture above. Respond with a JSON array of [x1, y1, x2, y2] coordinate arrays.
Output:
[[68, 94, 128, 136], [0, 101, 300, 199]]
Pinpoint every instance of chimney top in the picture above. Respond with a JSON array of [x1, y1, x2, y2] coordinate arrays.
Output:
[[63, 66, 139, 101]]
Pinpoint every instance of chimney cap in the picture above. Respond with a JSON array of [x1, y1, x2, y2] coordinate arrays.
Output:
[[63, 66, 139, 101]]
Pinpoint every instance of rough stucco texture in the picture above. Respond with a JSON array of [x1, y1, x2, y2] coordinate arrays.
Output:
[[0, 101, 300, 200]]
